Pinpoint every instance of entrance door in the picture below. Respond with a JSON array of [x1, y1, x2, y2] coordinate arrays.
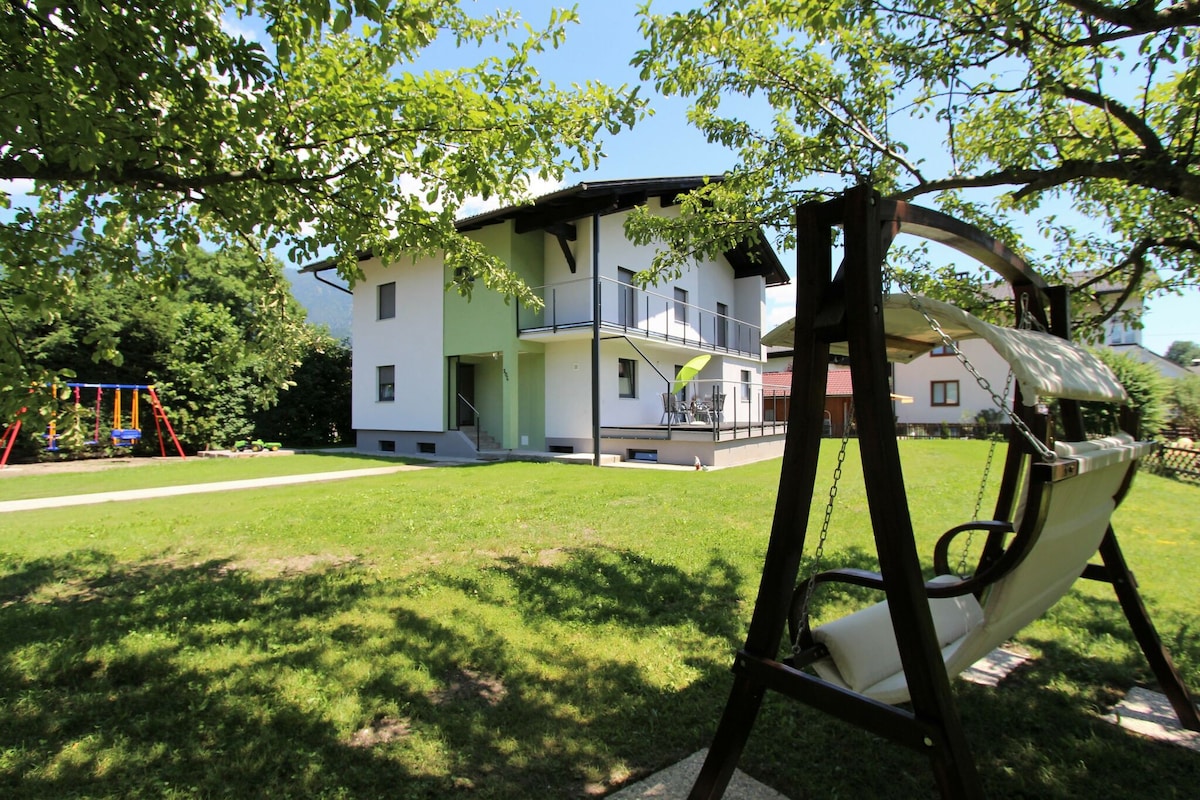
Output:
[[456, 362, 476, 426]]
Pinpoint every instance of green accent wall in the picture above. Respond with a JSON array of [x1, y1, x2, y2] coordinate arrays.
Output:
[[518, 353, 546, 450], [443, 222, 547, 449]]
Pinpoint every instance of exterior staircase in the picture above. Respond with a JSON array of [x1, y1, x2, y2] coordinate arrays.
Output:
[[459, 425, 502, 452]]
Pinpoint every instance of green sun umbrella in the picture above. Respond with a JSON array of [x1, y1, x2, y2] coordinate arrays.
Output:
[[671, 354, 711, 395]]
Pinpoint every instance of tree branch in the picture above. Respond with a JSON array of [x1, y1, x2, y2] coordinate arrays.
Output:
[[892, 155, 1200, 203], [1058, 83, 1165, 156], [1060, 0, 1200, 34]]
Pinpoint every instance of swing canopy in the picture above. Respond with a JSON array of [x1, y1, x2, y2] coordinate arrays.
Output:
[[762, 294, 1128, 406]]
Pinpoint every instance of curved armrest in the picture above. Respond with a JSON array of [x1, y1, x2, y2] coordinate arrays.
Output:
[[933, 520, 1014, 575]]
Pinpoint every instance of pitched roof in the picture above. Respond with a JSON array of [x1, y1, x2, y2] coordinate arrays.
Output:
[[761, 368, 853, 396], [302, 177, 789, 286], [826, 369, 853, 396], [762, 371, 792, 391]]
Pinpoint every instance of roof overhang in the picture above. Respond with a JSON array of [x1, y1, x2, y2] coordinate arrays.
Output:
[[300, 176, 790, 286]]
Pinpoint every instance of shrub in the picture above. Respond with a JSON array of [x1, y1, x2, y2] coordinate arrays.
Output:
[[1167, 374, 1200, 433], [1080, 348, 1168, 437]]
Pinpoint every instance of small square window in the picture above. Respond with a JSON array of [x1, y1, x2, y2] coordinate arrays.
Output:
[[618, 358, 636, 398], [378, 365, 396, 402], [931, 380, 959, 406], [378, 282, 396, 320]]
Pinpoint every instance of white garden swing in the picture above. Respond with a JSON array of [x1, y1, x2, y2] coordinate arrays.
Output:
[[687, 187, 1199, 800]]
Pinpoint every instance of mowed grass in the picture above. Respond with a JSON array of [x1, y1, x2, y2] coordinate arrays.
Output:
[[0, 452, 423, 502], [0, 442, 1197, 799]]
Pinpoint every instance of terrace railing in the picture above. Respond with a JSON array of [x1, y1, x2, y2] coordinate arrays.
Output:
[[517, 276, 761, 358]]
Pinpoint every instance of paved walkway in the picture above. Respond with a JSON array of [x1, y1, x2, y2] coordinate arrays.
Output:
[[0, 464, 427, 514]]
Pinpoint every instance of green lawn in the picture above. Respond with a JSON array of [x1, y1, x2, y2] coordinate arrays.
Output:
[[0, 443, 1197, 799], [0, 452, 423, 502]]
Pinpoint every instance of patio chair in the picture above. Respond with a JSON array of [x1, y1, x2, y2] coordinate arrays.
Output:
[[660, 393, 689, 424], [709, 390, 726, 424]]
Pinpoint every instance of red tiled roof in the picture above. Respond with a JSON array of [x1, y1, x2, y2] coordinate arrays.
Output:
[[762, 372, 793, 390], [761, 368, 853, 396], [826, 369, 853, 396]]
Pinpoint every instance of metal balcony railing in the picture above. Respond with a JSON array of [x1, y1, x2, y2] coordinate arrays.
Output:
[[517, 276, 762, 357]]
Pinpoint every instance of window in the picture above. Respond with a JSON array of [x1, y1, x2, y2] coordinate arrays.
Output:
[[377, 281, 396, 320], [618, 267, 637, 328], [378, 365, 396, 401], [716, 302, 729, 348], [931, 380, 959, 406], [674, 287, 688, 325], [674, 364, 687, 401], [930, 344, 953, 357], [1109, 321, 1137, 345], [618, 358, 636, 398], [741, 369, 752, 401]]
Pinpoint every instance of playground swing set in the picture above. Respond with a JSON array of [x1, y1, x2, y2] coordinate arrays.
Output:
[[1, 382, 186, 468], [687, 186, 1198, 799]]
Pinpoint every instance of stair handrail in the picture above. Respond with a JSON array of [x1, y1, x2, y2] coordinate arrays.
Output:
[[457, 394, 481, 450]]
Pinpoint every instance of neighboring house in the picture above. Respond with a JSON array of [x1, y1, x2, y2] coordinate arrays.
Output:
[[892, 276, 1186, 429], [301, 177, 790, 467], [761, 367, 856, 436]]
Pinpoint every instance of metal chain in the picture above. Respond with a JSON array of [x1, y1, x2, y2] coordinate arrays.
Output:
[[792, 404, 854, 655], [901, 292, 1057, 462], [957, 370, 1013, 577]]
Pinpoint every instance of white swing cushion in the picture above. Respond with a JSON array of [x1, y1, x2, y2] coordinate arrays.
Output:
[[808, 434, 1151, 705], [811, 575, 983, 700]]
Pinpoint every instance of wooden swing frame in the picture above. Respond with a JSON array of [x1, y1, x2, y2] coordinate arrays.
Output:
[[688, 186, 1199, 799]]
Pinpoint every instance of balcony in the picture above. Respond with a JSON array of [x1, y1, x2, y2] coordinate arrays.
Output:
[[517, 276, 762, 358]]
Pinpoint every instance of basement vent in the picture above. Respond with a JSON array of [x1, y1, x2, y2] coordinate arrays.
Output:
[[417, 442, 436, 454], [548, 445, 574, 454], [628, 449, 658, 463], [380, 440, 396, 452]]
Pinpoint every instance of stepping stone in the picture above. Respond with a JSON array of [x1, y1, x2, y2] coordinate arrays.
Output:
[[1103, 687, 1200, 751], [961, 646, 1030, 688], [608, 749, 791, 800]]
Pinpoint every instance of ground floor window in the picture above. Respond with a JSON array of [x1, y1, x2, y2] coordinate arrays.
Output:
[[378, 365, 396, 401], [931, 380, 959, 406], [741, 369, 752, 401], [618, 358, 636, 398]]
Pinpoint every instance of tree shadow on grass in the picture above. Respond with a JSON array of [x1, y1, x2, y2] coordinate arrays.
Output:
[[740, 580, 1200, 799], [4, 544, 1196, 800], [0, 545, 758, 799]]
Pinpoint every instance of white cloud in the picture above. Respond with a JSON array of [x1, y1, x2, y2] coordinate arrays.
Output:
[[456, 174, 564, 220], [1, 178, 36, 198], [764, 281, 796, 333]]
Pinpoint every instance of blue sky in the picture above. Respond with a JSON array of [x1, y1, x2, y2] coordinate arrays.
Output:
[[453, 0, 1199, 355]]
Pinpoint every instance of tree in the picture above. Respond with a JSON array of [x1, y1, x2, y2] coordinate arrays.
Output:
[[1, 0, 644, 420], [4, 245, 309, 452], [1165, 340, 1200, 366], [253, 328, 352, 447], [1080, 347, 1168, 436], [631, 1, 1200, 328], [1167, 373, 1200, 432]]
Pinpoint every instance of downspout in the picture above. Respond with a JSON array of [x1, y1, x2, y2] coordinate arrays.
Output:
[[313, 271, 352, 295], [591, 213, 602, 466]]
